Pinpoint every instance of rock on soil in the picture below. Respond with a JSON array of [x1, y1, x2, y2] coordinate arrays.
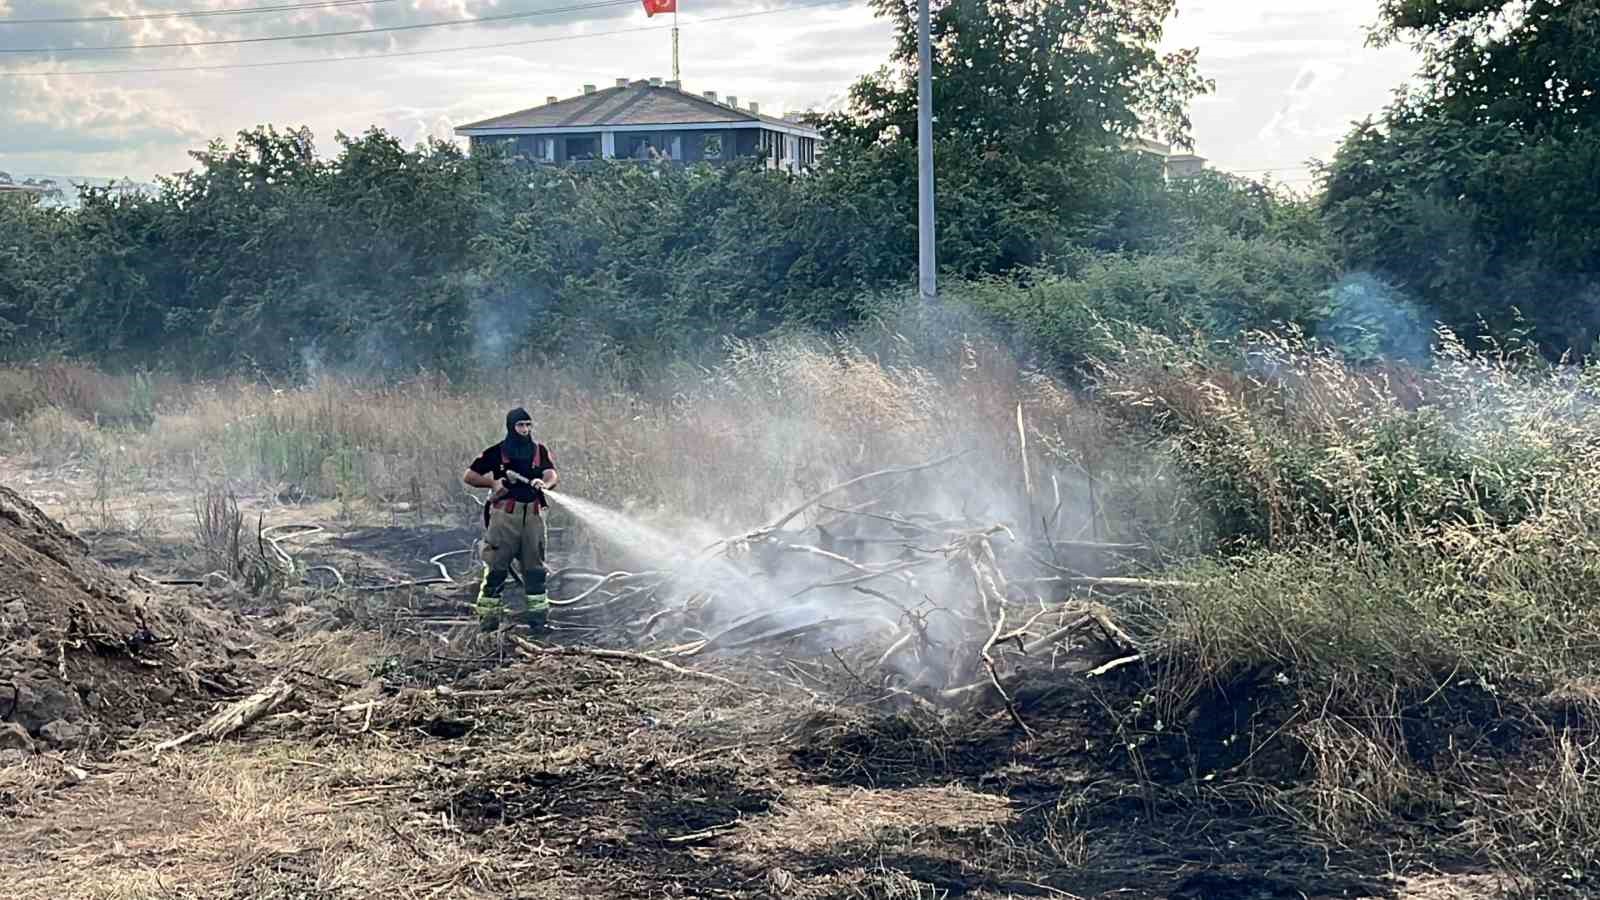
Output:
[[39, 719, 88, 749], [0, 484, 260, 748], [0, 722, 32, 753]]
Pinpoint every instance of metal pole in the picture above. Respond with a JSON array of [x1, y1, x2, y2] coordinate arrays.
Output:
[[672, 10, 680, 82], [916, 0, 937, 301]]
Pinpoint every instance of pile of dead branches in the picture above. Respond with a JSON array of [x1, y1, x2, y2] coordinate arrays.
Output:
[[539, 456, 1189, 723]]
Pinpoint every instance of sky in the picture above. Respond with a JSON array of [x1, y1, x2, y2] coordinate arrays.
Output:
[[0, 0, 1423, 188]]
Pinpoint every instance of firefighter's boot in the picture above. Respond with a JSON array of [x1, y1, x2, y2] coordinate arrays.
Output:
[[476, 567, 510, 631], [521, 593, 550, 631]]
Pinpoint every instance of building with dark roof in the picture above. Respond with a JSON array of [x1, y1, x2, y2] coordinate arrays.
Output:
[[455, 77, 822, 172], [0, 177, 51, 205]]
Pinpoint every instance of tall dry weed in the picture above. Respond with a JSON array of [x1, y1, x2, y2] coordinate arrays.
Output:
[[193, 483, 246, 577]]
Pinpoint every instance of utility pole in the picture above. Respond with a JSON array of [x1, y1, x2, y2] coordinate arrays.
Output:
[[916, 0, 937, 301], [672, 8, 680, 82]]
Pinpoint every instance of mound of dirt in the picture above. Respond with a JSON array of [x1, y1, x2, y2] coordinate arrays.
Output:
[[0, 485, 260, 754]]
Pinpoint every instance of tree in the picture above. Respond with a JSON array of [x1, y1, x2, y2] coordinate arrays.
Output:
[[817, 0, 1212, 162], [0, 0, 1332, 379], [0, 200, 82, 356], [1370, 0, 1600, 134], [1319, 1, 1600, 359]]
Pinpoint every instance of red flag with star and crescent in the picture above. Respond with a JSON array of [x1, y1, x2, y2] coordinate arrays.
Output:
[[641, 0, 675, 15]]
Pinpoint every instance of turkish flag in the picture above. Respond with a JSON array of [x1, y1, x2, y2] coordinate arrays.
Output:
[[641, 0, 675, 16]]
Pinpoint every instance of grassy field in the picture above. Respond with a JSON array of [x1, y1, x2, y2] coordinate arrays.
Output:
[[2, 328, 1598, 896]]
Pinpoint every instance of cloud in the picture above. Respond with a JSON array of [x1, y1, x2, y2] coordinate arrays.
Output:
[[0, 0, 754, 65], [1256, 60, 1348, 146], [774, 16, 889, 60], [0, 75, 204, 157], [0, 0, 808, 57], [1159, 0, 1420, 176], [0, 0, 1424, 184]]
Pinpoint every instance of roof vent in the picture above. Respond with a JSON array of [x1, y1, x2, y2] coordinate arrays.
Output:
[[702, 91, 718, 102], [725, 95, 738, 108], [666, 79, 681, 89], [649, 77, 663, 86], [616, 78, 629, 87], [582, 83, 597, 94], [748, 102, 759, 114], [546, 95, 559, 104]]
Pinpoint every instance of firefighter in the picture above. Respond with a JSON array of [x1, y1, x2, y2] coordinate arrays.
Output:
[[463, 407, 558, 630]]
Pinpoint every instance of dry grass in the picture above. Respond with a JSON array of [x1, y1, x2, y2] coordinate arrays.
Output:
[[260, 630, 406, 687], [0, 336, 1130, 545], [1289, 706, 1421, 843], [9, 328, 1600, 889], [192, 484, 246, 578], [1084, 325, 1600, 881], [0, 743, 446, 900], [0, 362, 185, 428], [0, 753, 73, 817], [0, 724, 651, 900], [736, 784, 1013, 856], [1477, 725, 1600, 892]]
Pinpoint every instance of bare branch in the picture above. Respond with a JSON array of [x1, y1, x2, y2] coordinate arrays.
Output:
[[766, 452, 968, 532], [512, 637, 740, 689]]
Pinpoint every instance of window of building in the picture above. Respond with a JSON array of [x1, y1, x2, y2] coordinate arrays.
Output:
[[514, 135, 555, 161], [472, 135, 517, 154], [565, 136, 598, 160], [703, 133, 723, 158], [625, 134, 682, 161]]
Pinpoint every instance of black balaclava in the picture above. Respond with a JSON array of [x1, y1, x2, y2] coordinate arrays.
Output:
[[504, 407, 535, 466]]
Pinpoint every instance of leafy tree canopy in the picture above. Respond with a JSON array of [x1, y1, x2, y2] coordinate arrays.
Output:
[[1318, 0, 1600, 359], [1370, 0, 1600, 133], [817, 0, 1213, 161]]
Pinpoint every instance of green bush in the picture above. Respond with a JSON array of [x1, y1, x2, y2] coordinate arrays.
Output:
[[0, 125, 1337, 382], [947, 227, 1337, 373]]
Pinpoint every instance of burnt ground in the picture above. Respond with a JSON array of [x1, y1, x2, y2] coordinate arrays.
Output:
[[0, 475, 1570, 900], [4, 650, 1495, 900]]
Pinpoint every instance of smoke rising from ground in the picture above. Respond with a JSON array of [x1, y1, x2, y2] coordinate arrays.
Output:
[[518, 323, 1120, 692]]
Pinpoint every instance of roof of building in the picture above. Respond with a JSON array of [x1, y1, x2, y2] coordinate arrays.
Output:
[[0, 183, 48, 194], [456, 80, 819, 136]]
